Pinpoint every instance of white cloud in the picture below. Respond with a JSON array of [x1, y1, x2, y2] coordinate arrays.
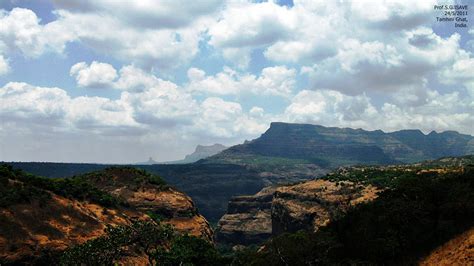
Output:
[[303, 28, 462, 95], [0, 55, 9, 75], [209, 2, 294, 48], [0, 82, 68, 125], [52, 0, 223, 29], [349, 0, 436, 30], [53, 9, 207, 70], [122, 81, 199, 127], [0, 8, 74, 57], [439, 55, 474, 96], [194, 97, 268, 138], [0, 5, 214, 72], [114, 65, 161, 92], [208, 0, 439, 67], [187, 65, 296, 97], [70, 61, 118, 88], [284, 90, 377, 128]]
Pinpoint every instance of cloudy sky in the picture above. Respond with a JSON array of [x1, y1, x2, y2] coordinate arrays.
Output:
[[0, 0, 473, 163]]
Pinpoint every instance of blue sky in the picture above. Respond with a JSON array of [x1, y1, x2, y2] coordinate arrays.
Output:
[[0, 0, 473, 163]]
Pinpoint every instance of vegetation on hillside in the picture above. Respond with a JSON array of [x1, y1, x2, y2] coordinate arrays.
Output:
[[0, 165, 168, 208], [0, 164, 51, 207], [235, 164, 474, 265], [59, 220, 225, 266]]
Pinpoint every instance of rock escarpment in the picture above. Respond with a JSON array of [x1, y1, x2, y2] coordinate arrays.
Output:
[[216, 179, 379, 246], [216, 187, 275, 245], [272, 179, 380, 235]]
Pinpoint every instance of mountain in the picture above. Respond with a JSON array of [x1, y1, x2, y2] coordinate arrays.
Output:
[[163, 144, 228, 164], [0, 165, 213, 264], [206, 122, 474, 167]]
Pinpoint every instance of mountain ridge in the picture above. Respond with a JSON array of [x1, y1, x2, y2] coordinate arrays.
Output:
[[206, 122, 474, 166]]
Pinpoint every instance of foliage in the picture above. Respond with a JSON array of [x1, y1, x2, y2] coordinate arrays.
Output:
[[154, 235, 225, 266], [78, 166, 168, 190], [0, 164, 51, 207], [59, 220, 225, 266], [59, 220, 174, 265], [0, 164, 169, 208]]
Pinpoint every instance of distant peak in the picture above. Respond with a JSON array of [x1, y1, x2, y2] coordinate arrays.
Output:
[[195, 143, 227, 152]]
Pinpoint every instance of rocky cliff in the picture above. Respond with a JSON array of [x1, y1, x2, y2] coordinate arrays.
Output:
[[216, 179, 379, 246], [272, 179, 380, 236], [217, 187, 275, 246], [0, 166, 213, 264]]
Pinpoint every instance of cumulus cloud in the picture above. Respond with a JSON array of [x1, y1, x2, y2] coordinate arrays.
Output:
[[0, 82, 139, 132], [52, 0, 223, 29], [194, 97, 269, 138], [303, 28, 462, 95], [0, 82, 69, 125], [209, 2, 293, 48], [0, 5, 214, 72], [70, 61, 118, 88], [0, 8, 74, 57], [284, 90, 377, 128], [349, 0, 436, 31], [0, 55, 9, 75], [208, 0, 439, 67], [187, 65, 296, 97], [439, 56, 474, 96], [52, 10, 207, 70]]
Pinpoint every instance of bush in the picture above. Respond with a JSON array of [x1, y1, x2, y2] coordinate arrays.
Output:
[[154, 235, 224, 266], [60, 220, 174, 265]]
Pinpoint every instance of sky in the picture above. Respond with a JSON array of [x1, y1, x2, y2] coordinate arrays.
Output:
[[0, 0, 473, 163]]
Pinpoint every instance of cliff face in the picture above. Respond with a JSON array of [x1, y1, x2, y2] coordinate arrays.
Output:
[[216, 180, 379, 246], [216, 187, 275, 245], [272, 179, 380, 235], [183, 144, 228, 163], [0, 166, 213, 263]]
